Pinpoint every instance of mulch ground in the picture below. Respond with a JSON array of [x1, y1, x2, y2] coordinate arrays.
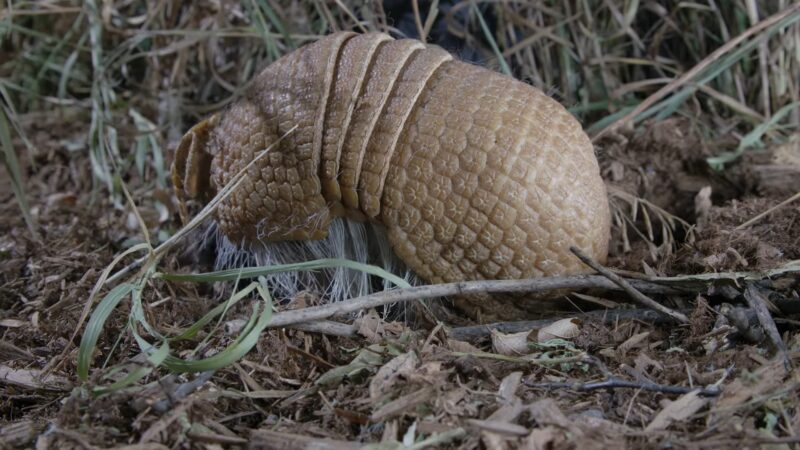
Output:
[[2, 112, 800, 449]]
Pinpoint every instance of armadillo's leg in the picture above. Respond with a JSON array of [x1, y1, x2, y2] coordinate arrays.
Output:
[[337, 39, 425, 219], [380, 60, 610, 319]]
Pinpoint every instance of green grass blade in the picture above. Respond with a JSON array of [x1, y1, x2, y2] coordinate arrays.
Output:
[[0, 105, 38, 239], [129, 108, 166, 187], [587, 106, 636, 134], [78, 283, 136, 381], [254, 0, 294, 49], [632, 9, 800, 126], [92, 338, 169, 395], [132, 282, 274, 373], [470, 0, 511, 76], [707, 101, 800, 168], [156, 258, 412, 289], [170, 278, 255, 342]]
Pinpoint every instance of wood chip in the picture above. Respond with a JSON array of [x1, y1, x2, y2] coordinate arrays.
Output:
[[646, 390, 709, 432]]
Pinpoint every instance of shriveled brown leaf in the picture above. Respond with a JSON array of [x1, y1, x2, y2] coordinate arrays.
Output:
[[369, 351, 419, 401], [355, 309, 406, 343], [527, 399, 573, 430], [0, 365, 70, 391], [497, 371, 522, 403], [406, 361, 445, 385], [491, 329, 531, 356], [370, 386, 435, 422], [522, 427, 564, 450], [712, 358, 789, 425], [537, 318, 580, 342], [618, 331, 650, 354], [468, 419, 528, 436], [447, 338, 481, 353], [634, 352, 664, 374], [645, 390, 709, 431]]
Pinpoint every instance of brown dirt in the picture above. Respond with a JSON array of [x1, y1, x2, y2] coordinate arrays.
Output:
[[599, 118, 800, 274]]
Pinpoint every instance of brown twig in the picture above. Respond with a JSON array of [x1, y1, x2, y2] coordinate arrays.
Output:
[[263, 274, 689, 330], [525, 377, 721, 397], [448, 308, 686, 341], [743, 284, 792, 371], [411, 0, 426, 41], [186, 431, 247, 446], [151, 371, 215, 413], [570, 247, 689, 324], [289, 320, 356, 337], [736, 191, 800, 230]]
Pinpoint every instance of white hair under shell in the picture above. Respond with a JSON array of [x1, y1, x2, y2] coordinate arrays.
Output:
[[211, 218, 421, 308]]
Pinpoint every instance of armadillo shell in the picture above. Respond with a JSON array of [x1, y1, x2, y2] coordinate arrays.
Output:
[[173, 31, 611, 313]]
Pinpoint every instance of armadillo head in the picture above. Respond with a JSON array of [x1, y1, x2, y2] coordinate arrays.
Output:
[[171, 113, 220, 223]]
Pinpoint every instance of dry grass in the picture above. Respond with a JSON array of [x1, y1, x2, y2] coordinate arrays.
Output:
[[2, 1, 798, 187]]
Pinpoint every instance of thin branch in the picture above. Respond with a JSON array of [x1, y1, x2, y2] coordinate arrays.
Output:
[[152, 371, 215, 413], [744, 284, 792, 371], [448, 308, 686, 341], [736, 191, 800, 230], [524, 377, 721, 397], [411, 0, 426, 41], [570, 247, 689, 324], [262, 274, 688, 330], [289, 320, 356, 337]]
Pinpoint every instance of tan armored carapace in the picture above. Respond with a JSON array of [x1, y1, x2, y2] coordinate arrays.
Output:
[[172, 32, 611, 317]]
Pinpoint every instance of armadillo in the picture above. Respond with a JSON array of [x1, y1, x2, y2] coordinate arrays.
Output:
[[171, 32, 611, 319]]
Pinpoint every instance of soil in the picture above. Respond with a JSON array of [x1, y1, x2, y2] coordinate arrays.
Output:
[[599, 118, 800, 273], [1, 113, 800, 449]]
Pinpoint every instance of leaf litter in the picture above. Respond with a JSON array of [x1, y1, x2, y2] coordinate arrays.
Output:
[[3, 71, 800, 450]]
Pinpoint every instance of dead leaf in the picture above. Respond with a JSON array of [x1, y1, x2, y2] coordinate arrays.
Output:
[[315, 344, 385, 388], [407, 361, 444, 385], [714, 358, 787, 417], [522, 427, 562, 450], [645, 390, 709, 431], [355, 309, 406, 343], [371, 386, 435, 422], [468, 419, 528, 436], [525, 400, 571, 431], [45, 192, 77, 209], [447, 339, 481, 353], [570, 414, 634, 435], [633, 352, 664, 374], [0, 365, 70, 391], [694, 186, 712, 230], [618, 331, 650, 354], [497, 372, 522, 403], [491, 329, 531, 355], [537, 318, 580, 342], [369, 351, 419, 401], [0, 319, 27, 328], [438, 388, 471, 416]]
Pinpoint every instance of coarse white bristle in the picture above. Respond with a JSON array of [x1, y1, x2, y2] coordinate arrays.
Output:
[[210, 218, 421, 310]]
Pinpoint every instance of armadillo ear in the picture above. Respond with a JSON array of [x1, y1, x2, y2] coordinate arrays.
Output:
[[171, 114, 219, 224]]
